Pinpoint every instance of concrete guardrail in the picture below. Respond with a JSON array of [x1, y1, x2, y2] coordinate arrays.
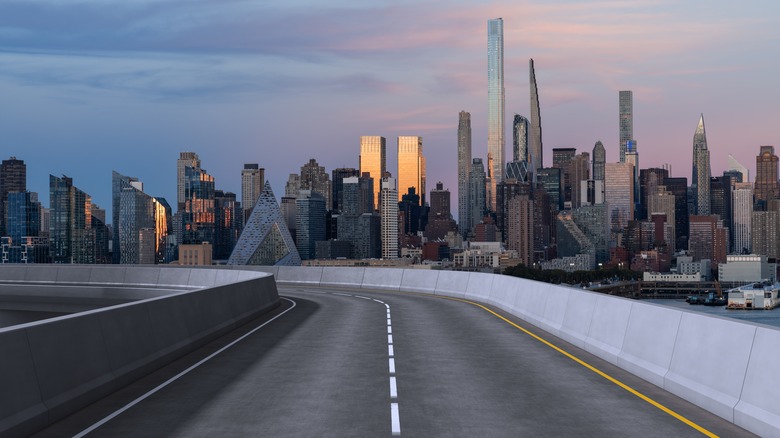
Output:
[[272, 266, 780, 437], [0, 265, 279, 438]]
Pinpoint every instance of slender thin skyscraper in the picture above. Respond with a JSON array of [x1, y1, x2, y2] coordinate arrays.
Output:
[[529, 59, 543, 172], [487, 18, 505, 211], [691, 114, 711, 215], [619, 91, 633, 163], [458, 111, 472, 236]]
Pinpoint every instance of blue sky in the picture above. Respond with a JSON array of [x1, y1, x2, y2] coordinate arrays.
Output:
[[1, 0, 778, 219]]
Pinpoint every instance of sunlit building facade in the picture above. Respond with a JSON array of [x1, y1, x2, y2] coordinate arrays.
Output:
[[360, 136, 386, 210], [397, 136, 425, 204], [112, 171, 170, 264], [381, 177, 398, 259], [754, 145, 779, 210]]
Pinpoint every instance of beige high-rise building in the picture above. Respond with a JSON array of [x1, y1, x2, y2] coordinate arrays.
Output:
[[397, 136, 425, 204], [732, 182, 753, 254], [359, 136, 387, 210], [241, 163, 264, 224], [381, 177, 399, 259]]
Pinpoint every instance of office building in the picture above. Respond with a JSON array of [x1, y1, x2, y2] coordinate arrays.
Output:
[[426, 182, 458, 240], [177, 152, 200, 209], [112, 171, 170, 264], [179, 159, 215, 250], [295, 190, 326, 260], [691, 115, 711, 215], [241, 164, 264, 224], [214, 190, 242, 261], [360, 136, 387, 210], [664, 176, 690, 252], [506, 193, 534, 266], [572, 203, 609, 264], [458, 111, 472, 236], [513, 114, 528, 163], [752, 210, 780, 259], [732, 182, 753, 254], [592, 141, 606, 181], [332, 168, 360, 213], [468, 158, 487, 234], [50, 175, 96, 264], [529, 59, 543, 172], [536, 167, 562, 212], [487, 18, 505, 208], [381, 177, 399, 259], [398, 136, 425, 205], [619, 91, 633, 163], [754, 146, 779, 210], [0, 157, 26, 237], [300, 159, 332, 211], [605, 162, 635, 233], [689, 215, 727, 268], [638, 168, 669, 221]]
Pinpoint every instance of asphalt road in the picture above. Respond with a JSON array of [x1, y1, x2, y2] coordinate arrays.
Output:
[[35, 286, 754, 437]]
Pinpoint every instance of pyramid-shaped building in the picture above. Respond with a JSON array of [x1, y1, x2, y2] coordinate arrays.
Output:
[[228, 182, 301, 266]]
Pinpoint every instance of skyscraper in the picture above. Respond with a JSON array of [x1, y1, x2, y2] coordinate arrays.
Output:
[[619, 91, 633, 163], [529, 59, 543, 172], [732, 182, 753, 254], [295, 190, 326, 260], [754, 145, 779, 210], [180, 160, 216, 249], [458, 111, 472, 236], [112, 171, 169, 264], [360, 136, 386, 210], [381, 176, 399, 259], [592, 141, 606, 181], [691, 114, 711, 215], [241, 164, 264, 224], [50, 175, 95, 264], [605, 162, 635, 233], [0, 157, 26, 236], [300, 159, 332, 211], [214, 190, 242, 261], [728, 154, 750, 182], [177, 152, 200, 209], [332, 167, 360, 213], [397, 136, 425, 204], [487, 18, 505, 210], [469, 158, 487, 232]]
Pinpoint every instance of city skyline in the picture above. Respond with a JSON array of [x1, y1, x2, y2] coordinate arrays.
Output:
[[1, 1, 778, 218]]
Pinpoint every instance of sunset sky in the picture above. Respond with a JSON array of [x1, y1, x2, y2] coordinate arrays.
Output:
[[1, 0, 778, 219]]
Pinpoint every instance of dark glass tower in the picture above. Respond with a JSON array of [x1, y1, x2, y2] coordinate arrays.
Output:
[[691, 114, 711, 215], [458, 111, 472, 236], [0, 157, 26, 236], [529, 59, 543, 172]]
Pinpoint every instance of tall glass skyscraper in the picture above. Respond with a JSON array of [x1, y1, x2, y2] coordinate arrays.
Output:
[[359, 136, 386, 210], [397, 136, 425, 204], [241, 164, 264, 224], [487, 18, 505, 211], [513, 114, 528, 163], [458, 111, 472, 236], [619, 91, 633, 163], [691, 114, 711, 215], [529, 59, 543, 173]]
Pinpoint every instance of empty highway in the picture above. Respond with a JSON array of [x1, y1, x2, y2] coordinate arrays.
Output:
[[34, 286, 753, 437]]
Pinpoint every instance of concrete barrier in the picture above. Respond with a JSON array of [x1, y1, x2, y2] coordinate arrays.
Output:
[[433, 271, 470, 299], [581, 294, 632, 365], [361, 268, 403, 291], [0, 266, 279, 437], [277, 266, 322, 284], [618, 302, 681, 387], [400, 269, 439, 293], [734, 326, 780, 436], [664, 312, 755, 422], [320, 267, 365, 288], [464, 272, 493, 303]]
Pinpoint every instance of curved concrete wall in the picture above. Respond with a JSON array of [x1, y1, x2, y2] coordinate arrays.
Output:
[[275, 266, 780, 437], [0, 266, 279, 438]]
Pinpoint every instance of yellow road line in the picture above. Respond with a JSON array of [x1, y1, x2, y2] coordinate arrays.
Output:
[[440, 295, 719, 438]]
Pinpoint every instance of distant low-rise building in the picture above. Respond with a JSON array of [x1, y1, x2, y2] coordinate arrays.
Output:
[[718, 254, 776, 283]]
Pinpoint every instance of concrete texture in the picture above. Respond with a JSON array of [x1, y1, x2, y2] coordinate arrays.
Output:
[[0, 266, 279, 437], [432, 270, 470, 299], [361, 268, 403, 291], [319, 267, 365, 288], [558, 290, 598, 349], [464, 272, 493, 302], [618, 303, 682, 387], [664, 312, 756, 422], [734, 326, 780, 436], [277, 266, 322, 284], [399, 269, 439, 293], [582, 294, 633, 365]]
